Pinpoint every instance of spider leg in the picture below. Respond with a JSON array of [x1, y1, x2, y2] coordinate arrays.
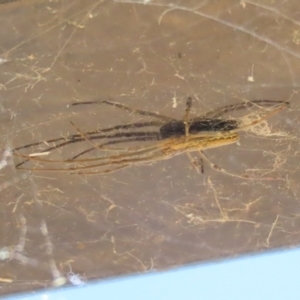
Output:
[[70, 120, 110, 154], [72, 132, 238, 173], [73, 150, 169, 173], [70, 135, 160, 160], [72, 100, 176, 121], [72, 164, 130, 175], [15, 138, 165, 168], [229, 101, 288, 134], [202, 100, 288, 119], [16, 131, 238, 172], [69, 120, 160, 160], [16, 144, 196, 176], [14, 130, 160, 167], [15, 129, 237, 167], [14, 121, 163, 152]]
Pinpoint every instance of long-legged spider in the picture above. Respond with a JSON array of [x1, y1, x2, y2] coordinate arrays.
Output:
[[13, 98, 288, 178], [14, 99, 286, 159]]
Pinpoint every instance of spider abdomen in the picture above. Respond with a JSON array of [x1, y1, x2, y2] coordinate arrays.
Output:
[[159, 119, 239, 139]]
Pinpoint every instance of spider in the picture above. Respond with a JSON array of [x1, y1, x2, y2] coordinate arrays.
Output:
[[13, 98, 288, 178], [14, 97, 244, 160]]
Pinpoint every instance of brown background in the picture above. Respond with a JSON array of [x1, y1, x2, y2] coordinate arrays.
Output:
[[0, 0, 299, 296]]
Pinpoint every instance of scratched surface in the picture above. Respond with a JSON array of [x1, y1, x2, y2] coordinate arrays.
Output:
[[0, 0, 300, 296]]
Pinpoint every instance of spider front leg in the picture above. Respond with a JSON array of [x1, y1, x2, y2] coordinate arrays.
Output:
[[72, 99, 175, 122], [202, 100, 289, 119]]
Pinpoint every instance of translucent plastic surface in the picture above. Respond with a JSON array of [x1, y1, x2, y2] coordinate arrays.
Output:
[[0, 0, 299, 296]]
